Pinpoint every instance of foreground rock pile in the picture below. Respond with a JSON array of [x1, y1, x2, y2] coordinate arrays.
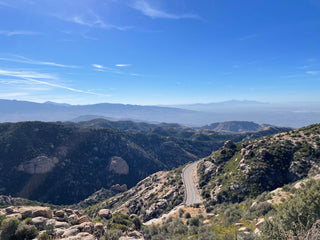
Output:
[[0, 206, 104, 239]]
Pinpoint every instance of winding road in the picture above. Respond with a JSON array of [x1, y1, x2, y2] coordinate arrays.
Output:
[[182, 161, 202, 205]]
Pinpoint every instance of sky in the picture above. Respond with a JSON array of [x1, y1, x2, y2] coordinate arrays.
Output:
[[0, 0, 320, 105]]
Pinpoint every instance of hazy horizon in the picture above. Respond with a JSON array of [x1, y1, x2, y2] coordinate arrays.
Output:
[[1, 0, 320, 105]]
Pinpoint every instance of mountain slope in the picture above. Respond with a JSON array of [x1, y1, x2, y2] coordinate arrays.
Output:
[[0, 120, 290, 205], [0, 121, 196, 204], [199, 121, 263, 132], [198, 124, 320, 206]]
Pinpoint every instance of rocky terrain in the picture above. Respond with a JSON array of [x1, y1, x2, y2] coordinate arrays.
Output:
[[1, 123, 320, 239], [82, 167, 184, 223], [198, 124, 320, 205], [0, 121, 289, 205]]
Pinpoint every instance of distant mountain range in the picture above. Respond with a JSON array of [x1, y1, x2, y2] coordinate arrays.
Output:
[[1, 99, 319, 127]]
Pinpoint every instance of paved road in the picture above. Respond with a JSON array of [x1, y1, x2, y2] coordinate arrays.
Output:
[[182, 161, 202, 205]]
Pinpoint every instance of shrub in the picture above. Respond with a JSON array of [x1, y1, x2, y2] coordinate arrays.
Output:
[[105, 229, 123, 240], [38, 232, 50, 240], [0, 215, 7, 226], [0, 218, 20, 240], [15, 222, 38, 240], [261, 179, 320, 239], [188, 216, 200, 227], [184, 212, 191, 218]]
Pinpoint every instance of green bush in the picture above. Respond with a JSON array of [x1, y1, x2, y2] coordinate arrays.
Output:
[[105, 229, 123, 240], [0, 218, 20, 240], [0, 215, 7, 226], [261, 179, 320, 239], [15, 222, 38, 240], [38, 232, 50, 240]]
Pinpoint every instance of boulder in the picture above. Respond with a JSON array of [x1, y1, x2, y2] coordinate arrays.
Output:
[[79, 222, 94, 234], [54, 228, 66, 237], [65, 209, 74, 216], [33, 207, 52, 218], [55, 221, 71, 229], [54, 210, 66, 218], [61, 228, 80, 238], [5, 206, 15, 214], [98, 209, 111, 219], [78, 215, 90, 224], [93, 222, 104, 238], [18, 206, 52, 218], [30, 217, 47, 230], [6, 213, 22, 219], [68, 214, 79, 225], [63, 232, 96, 240]]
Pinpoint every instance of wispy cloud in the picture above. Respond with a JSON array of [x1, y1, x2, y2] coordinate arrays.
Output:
[[92, 64, 104, 69], [115, 64, 131, 67], [131, 0, 199, 20], [0, 92, 29, 98], [56, 10, 132, 31], [92, 64, 112, 72], [0, 30, 40, 36], [0, 69, 111, 97], [0, 69, 57, 80], [0, 55, 79, 68], [306, 71, 320, 75], [92, 63, 143, 77]]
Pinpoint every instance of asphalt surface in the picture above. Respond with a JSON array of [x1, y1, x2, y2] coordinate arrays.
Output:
[[182, 161, 202, 205]]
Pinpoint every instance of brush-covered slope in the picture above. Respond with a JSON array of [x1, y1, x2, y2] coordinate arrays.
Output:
[[199, 121, 263, 132], [198, 124, 320, 205], [81, 167, 184, 223], [0, 121, 196, 205], [0, 120, 290, 205]]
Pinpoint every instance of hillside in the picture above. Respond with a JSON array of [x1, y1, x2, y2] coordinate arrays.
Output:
[[1, 124, 320, 239], [0, 120, 291, 205], [199, 121, 263, 133], [198, 124, 320, 206], [0, 121, 200, 205]]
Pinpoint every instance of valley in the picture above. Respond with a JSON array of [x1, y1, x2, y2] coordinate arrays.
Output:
[[1, 121, 320, 239]]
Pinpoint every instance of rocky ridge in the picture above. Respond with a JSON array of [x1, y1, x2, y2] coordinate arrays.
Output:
[[198, 124, 320, 205]]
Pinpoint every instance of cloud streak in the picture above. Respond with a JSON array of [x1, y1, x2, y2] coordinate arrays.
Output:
[[92, 63, 143, 77], [56, 10, 132, 31], [306, 71, 319, 75], [0, 55, 79, 68], [115, 64, 131, 67], [0, 30, 40, 36], [0, 69, 111, 97], [131, 0, 199, 19]]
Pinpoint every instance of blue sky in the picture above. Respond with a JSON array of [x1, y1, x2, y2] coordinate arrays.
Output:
[[0, 0, 320, 105]]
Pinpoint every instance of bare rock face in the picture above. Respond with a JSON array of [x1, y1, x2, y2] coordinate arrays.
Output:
[[202, 161, 216, 176], [30, 217, 47, 230], [61, 228, 80, 238], [93, 223, 105, 238], [109, 156, 129, 175], [68, 214, 79, 225], [5, 206, 52, 219], [78, 215, 90, 224], [98, 209, 112, 219], [17, 155, 59, 174]]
